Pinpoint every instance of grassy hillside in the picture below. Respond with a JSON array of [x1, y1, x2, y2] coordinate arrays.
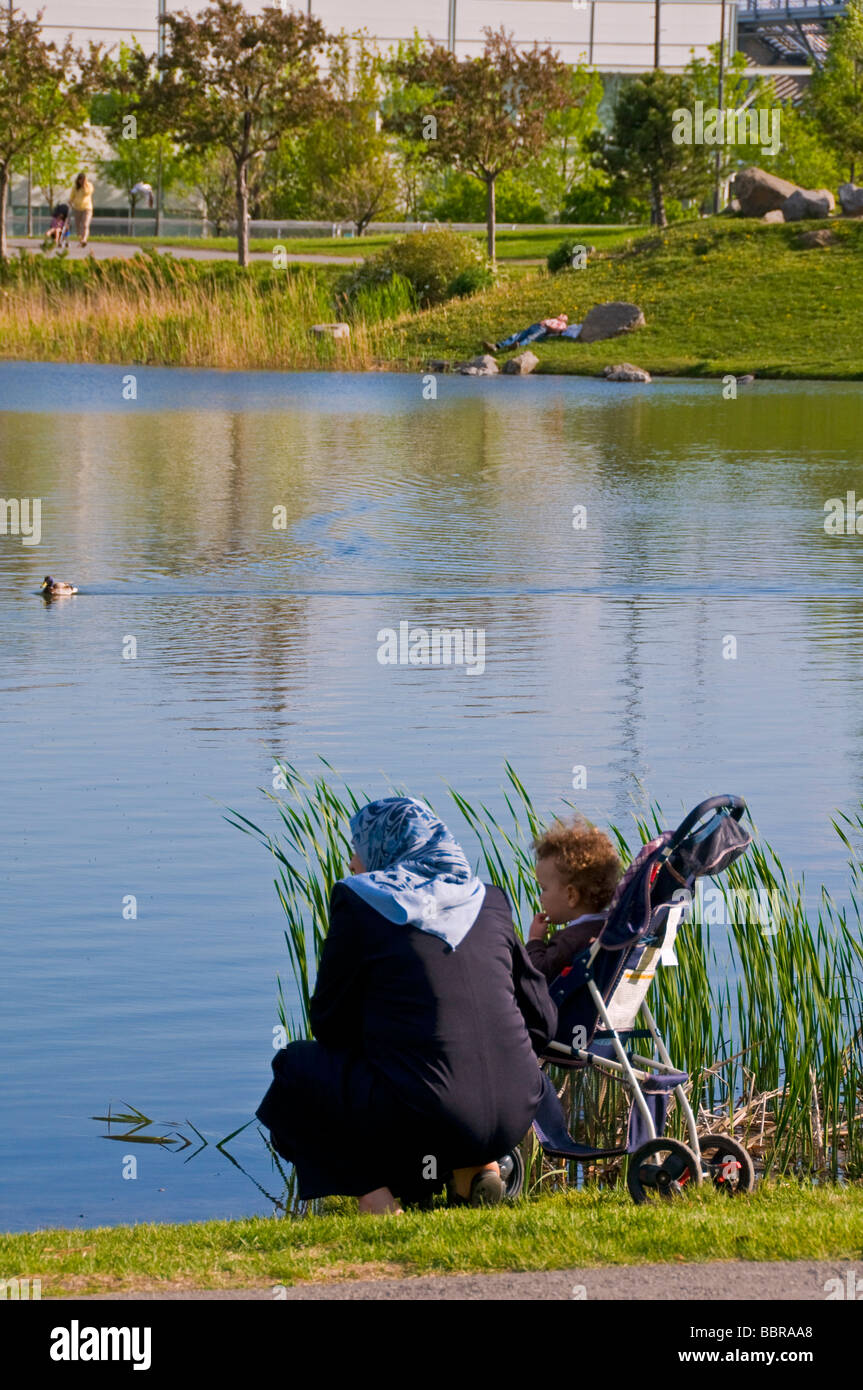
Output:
[[2, 219, 861, 377], [391, 218, 863, 379]]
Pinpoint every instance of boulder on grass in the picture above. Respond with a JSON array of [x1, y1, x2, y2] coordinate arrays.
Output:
[[502, 350, 539, 376], [731, 166, 799, 217], [603, 363, 651, 383], [796, 227, 835, 249], [458, 354, 499, 376], [838, 182, 863, 216], [782, 188, 835, 221], [311, 322, 350, 340], [762, 209, 785, 224], [577, 301, 646, 344]]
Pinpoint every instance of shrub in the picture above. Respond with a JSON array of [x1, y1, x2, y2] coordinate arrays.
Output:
[[447, 264, 496, 298], [337, 227, 491, 310], [547, 237, 588, 274]]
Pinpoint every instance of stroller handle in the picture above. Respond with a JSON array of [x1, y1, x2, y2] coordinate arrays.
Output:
[[668, 795, 747, 849]]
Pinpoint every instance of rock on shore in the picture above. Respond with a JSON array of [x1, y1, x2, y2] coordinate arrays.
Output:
[[603, 363, 651, 383], [502, 350, 539, 375], [458, 354, 499, 376]]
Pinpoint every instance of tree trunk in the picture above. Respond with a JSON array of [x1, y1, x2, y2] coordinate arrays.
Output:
[[235, 159, 250, 267], [651, 178, 667, 228], [0, 162, 9, 262], [485, 173, 497, 265]]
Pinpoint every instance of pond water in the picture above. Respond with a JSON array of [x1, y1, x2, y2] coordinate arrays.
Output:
[[1, 362, 862, 1232]]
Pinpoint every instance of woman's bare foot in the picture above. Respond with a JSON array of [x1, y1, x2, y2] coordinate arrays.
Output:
[[452, 1161, 500, 1200], [357, 1186, 403, 1215]]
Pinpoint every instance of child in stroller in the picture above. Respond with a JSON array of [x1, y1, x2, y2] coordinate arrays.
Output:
[[527, 816, 622, 981], [493, 796, 758, 1204]]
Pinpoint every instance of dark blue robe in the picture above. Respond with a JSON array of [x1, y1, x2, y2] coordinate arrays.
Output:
[[255, 881, 556, 1202]]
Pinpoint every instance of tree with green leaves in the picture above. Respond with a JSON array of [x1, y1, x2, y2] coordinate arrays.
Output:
[[809, 0, 863, 183], [526, 61, 604, 220], [0, 6, 103, 259], [117, 1, 329, 265], [299, 31, 400, 235], [385, 27, 572, 263], [29, 131, 95, 212], [183, 147, 237, 234], [591, 69, 714, 227], [756, 98, 843, 193], [92, 51, 189, 231]]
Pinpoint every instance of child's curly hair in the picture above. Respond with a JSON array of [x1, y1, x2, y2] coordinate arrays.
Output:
[[533, 816, 622, 912]]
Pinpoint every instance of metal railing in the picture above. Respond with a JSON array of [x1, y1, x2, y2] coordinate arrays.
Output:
[[8, 212, 586, 241], [737, 0, 846, 16]]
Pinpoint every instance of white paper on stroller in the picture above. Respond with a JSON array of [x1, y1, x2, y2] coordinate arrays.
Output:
[[659, 903, 684, 966]]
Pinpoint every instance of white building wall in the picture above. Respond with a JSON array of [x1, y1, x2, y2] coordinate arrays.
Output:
[[22, 0, 734, 73]]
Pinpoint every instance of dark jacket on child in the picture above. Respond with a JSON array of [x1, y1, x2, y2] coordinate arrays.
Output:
[[525, 913, 608, 982]]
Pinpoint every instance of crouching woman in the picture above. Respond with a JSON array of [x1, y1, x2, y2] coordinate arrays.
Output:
[[256, 797, 556, 1212]]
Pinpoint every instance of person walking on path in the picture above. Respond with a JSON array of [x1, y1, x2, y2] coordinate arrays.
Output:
[[69, 173, 94, 248]]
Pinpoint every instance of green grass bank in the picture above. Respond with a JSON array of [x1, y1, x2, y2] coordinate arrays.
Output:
[[88, 226, 635, 262], [3, 1185, 861, 1296], [394, 218, 863, 379], [2, 219, 861, 377]]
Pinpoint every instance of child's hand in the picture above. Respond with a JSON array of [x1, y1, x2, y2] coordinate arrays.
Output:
[[528, 912, 550, 941]]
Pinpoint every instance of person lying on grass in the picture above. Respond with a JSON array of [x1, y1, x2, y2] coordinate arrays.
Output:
[[526, 816, 623, 981], [483, 312, 570, 356]]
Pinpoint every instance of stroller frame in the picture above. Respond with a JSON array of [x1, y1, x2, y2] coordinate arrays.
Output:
[[506, 795, 758, 1202], [543, 912, 698, 1154]]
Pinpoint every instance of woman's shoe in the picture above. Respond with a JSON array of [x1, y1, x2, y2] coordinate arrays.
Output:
[[469, 1168, 504, 1206], [448, 1167, 505, 1207]]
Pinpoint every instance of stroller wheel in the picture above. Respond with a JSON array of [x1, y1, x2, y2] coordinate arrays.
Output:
[[697, 1134, 756, 1193], [627, 1138, 703, 1204], [497, 1147, 525, 1200]]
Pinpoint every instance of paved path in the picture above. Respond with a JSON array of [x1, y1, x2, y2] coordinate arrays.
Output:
[[8, 237, 362, 265], [53, 1259, 863, 1301]]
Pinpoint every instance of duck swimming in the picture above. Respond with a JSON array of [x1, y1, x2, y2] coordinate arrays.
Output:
[[40, 575, 78, 596]]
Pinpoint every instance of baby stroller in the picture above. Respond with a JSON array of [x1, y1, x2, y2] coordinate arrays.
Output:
[[497, 795, 757, 1203], [44, 201, 71, 250]]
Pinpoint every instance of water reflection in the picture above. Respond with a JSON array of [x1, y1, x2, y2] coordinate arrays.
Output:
[[2, 365, 863, 1230], [92, 1105, 289, 1211]]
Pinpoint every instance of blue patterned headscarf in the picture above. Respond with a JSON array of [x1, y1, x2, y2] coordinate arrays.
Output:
[[344, 797, 485, 949]]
